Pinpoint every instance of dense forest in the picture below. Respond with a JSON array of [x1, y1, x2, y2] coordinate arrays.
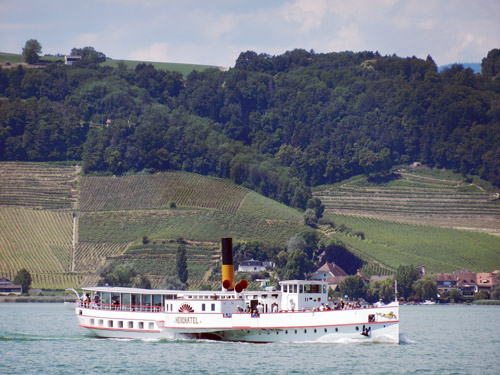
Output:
[[1, 48, 500, 209]]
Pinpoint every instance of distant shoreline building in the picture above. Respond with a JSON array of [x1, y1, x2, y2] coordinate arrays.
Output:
[[0, 277, 22, 295]]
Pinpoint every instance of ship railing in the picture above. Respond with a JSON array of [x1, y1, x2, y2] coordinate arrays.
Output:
[[77, 300, 163, 312]]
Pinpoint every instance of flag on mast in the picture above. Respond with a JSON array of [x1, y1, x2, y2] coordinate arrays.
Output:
[[393, 279, 398, 301]]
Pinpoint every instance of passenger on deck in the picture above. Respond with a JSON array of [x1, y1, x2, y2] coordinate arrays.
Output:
[[374, 299, 384, 307], [272, 303, 278, 313], [84, 293, 91, 307], [319, 303, 325, 311], [93, 294, 100, 308], [256, 303, 264, 314]]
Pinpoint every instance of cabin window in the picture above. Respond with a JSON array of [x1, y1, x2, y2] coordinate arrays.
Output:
[[122, 294, 131, 311], [128, 321, 133, 329], [211, 303, 215, 311], [143, 294, 151, 308], [153, 295, 162, 310], [283, 285, 288, 292], [149, 322, 154, 330], [292, 285, 297, 293], [299, 285, 303, 293], [131, 294, 140, 309], [90, 319, 94, 326], [323, 285, 328, 294], [108, 320, 113, 328], [98, 319, 103, 327], [102, 292, 111, 306], [202, 304, 206, 311], [118, 321, 123, 328], [138, 322, 144, 329]]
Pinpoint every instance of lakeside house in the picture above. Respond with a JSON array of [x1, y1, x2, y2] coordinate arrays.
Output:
[[436, 270, 500, 295], [0, 277, 22, 295]]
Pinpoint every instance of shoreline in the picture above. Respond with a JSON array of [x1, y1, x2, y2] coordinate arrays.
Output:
[[0, 295, 76, 303]]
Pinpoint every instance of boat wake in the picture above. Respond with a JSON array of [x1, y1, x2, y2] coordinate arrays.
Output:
[[398, 333, 418, 345]]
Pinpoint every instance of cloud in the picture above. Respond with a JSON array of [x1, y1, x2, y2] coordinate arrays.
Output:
[[281, 0, 329, 32], [73, 33, 99, 47], [128, 42, 170, 62], [205, 13, 237, 38]]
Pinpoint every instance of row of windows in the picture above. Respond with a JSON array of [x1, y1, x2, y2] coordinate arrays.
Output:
[[89, 318, 155, 330]]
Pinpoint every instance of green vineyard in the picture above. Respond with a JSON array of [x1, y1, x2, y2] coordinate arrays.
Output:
[[1, 162, 499, 290], [314, 169, 500, 236], [0, 162, 78, 209], [323, 213, 500, 274], [79, 172, 249, 213]]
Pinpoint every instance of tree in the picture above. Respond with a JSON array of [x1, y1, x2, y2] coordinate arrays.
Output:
[[176, 244, 188, 284], [280, 249, 312, 280], [135, 274, 151, 289], [70, 46, 106, 66], [98, 263, 136, 287], [303, 208, 318, 226], [339, 275, 365, 299], [14, 268, 32, 294], [395, 265, 420, 299], [366, 279, 395, 303], [22, 39, 42, 64], [161, 275, 187, 290], [490, 284, 500, 300], [412, 275, 438, 301]]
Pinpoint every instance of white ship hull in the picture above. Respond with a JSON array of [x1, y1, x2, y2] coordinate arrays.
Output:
[[75, 302, 399, 343]]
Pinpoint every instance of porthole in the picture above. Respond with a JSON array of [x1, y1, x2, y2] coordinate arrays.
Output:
[[335, 327, 338, 332], [314, 329, 317, 333], [304, 329, 307, 334], [285, 330, 288, 334], [356, 326, 359, 331], [324, 328, 327, 333], [90, 319, 94, 325], [149, 322, 154, 330], [295, 330, 297, 334]]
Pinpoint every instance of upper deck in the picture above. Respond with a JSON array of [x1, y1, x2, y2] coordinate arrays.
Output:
[[80, 279, 329, 314]]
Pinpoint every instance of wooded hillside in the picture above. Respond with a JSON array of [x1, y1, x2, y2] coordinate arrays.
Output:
[[1, 49, 499, 210]]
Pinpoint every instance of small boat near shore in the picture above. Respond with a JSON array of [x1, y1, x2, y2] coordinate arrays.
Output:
[[72, 238, 399, 343]]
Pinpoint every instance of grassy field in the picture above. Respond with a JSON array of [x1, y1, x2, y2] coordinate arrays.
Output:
[[321, 213, 500, 274], [1, 162, 499, 289], [0, 52, 221, 76]]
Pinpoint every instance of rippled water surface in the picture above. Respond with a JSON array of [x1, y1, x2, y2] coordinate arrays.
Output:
[[0, 303, 498, 374]]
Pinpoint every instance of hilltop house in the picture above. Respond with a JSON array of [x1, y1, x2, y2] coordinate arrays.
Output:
[[0, 277, 22, 295], [237, 259, 275, 273], [64, 55, 81, 65]]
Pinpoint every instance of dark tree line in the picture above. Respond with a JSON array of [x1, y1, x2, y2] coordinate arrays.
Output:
[[1, 48, 500, 208]]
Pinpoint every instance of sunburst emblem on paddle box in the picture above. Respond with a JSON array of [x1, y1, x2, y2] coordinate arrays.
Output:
[[179, 303, 194, 313]]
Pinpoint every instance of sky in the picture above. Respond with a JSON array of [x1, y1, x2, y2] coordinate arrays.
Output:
[[1, 0, 499, 68]]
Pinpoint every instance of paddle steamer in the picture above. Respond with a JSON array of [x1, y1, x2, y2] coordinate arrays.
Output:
[[73, 238, 399, 343]]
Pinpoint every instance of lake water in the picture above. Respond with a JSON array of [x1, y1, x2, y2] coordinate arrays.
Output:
[[0, 303, 498, 374]]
